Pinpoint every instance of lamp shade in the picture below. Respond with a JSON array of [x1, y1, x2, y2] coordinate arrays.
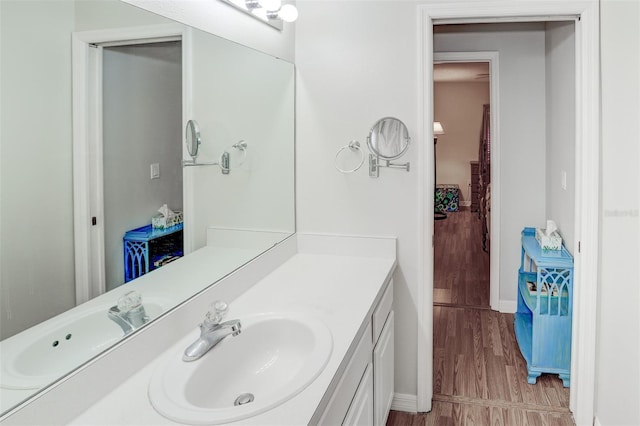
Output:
[[433, 121, 445, 135]]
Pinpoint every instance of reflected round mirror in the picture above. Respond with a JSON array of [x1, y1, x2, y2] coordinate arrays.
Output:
[[367, 117, 411, 160], [185, 119, 201, 158]]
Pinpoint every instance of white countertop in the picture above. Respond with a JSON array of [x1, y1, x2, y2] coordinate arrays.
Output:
[[69, 251, 396, 425]]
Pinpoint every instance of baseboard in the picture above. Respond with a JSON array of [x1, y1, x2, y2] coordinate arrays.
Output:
[[499, 299, 517, 313], [460, 200, 471, 207], [391, 393, 418, 413]]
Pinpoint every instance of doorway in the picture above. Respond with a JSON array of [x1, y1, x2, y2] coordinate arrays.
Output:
[[431, 21, 574, 420], [433, 59, 493, 310], [101, 41, 182, 292], [416, 3, 600, 426], [72, 24, 192, 304]]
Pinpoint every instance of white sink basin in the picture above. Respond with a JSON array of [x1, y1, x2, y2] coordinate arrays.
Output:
[[0, 299, 166, 390], [149, 313, 333, 425]]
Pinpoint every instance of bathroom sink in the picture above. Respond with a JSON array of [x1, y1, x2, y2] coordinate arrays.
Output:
[[148, 313, 333, 425], [0, 299, 166, 390]]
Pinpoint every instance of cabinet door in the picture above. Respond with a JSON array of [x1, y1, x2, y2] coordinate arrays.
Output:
[[343, 363, 374, 426], [374, 311, 394, 426]]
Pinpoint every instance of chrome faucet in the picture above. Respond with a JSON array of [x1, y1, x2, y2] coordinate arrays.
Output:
[[183, 300, 242, 362], [108, 291, 149, 336]]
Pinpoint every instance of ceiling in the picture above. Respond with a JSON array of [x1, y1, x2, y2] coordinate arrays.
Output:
[[433, 62, 489, 83]]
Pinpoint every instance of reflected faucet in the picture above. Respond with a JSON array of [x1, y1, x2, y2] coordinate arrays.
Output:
[[107, 291, 149, 336], [183, 300, 242, 362]]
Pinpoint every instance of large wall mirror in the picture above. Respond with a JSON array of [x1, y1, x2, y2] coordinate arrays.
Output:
[[0, 0, 295, 415]]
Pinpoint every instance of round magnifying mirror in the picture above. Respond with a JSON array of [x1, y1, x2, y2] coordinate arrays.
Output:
[[367, 117, 411, 160], [185, 120, 201, 158]]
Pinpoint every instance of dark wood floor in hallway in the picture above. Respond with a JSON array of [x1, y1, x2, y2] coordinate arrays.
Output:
[[433, 210, 490, 308], [386, 211, 574, 426]]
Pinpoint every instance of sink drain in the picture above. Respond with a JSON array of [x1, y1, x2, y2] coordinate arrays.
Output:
[[234, 393, 255, 406]]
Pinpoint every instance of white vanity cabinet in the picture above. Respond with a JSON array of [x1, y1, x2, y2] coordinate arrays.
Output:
[[343, 364, 374, 426], [374, 310, 394, 426], [316, 279, 394, 426]]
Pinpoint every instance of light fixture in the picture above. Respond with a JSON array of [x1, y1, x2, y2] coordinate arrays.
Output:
[[433, 121, 447, 220], [279, 4, 299, 22], [258, 0, 281, 10], [219, 0, 298, 30]]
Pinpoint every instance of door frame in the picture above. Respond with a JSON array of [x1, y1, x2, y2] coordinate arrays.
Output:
[[433, 51, 500, 311], [417, 3, 600, 426], [72, 24, 193, 304]]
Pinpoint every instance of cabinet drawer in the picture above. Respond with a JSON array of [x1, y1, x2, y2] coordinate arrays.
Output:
[[317, 322, 373, 426], [372, 280, 393, 343]]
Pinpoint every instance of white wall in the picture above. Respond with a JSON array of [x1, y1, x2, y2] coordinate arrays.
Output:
[[295, 1, 420, 396], [434, 23, 548, 306], [596, 1, 640, 425], [189, 28, 295, 250], [0, 0, 76, 340], [123, 0, 295, 62], [544, 22, 576, 255], [434, 81, 490, 204], [103, 42, 183, 290], [75, 0, 171, 30]]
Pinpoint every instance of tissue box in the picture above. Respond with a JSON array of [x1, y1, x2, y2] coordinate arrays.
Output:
[[535, 228, 562, 251], [152, 210, 183, 229]]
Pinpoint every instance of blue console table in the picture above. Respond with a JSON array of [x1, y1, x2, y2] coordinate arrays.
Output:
[[515, 227, 573, 387], [123, 223, 183, 283]]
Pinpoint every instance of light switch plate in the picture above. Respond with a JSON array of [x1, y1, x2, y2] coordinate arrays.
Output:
[[151, 163, 160, 179], [561, 170, 567, 190]]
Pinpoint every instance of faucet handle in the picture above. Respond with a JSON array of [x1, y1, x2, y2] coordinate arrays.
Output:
[[204, 300, 228, 326], [117, 291, 142, 313]]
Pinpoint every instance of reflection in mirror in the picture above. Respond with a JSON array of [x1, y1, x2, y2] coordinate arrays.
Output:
[[367, 117, 411, 160], [366, 117, 411, 178], [185, 120, 202, 159], [0, 0, 294, 416]]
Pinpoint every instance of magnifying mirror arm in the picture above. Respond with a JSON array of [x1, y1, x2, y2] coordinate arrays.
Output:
[[385, 160, 411, 171], [182, 158, 221, 167], [182, 151, 234, 175], [368, 154, 410, 178]]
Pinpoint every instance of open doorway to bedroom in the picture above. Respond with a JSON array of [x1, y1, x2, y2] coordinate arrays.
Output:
[[433, 61, 491, 309]]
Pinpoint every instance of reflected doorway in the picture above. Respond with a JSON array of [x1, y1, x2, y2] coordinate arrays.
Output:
[[73, 26, 188, 304], [102, 41, 183, 292]]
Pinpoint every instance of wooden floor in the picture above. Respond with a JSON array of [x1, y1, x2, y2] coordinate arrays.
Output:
[[386, 211, 574, 426], [433, 210, 490, 308]]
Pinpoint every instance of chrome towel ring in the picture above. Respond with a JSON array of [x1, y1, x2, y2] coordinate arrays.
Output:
[[334, 140, 365, 173]]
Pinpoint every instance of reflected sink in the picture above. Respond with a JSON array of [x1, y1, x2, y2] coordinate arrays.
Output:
[[0, 299, 166, 390], [149, 313, 333, 425]]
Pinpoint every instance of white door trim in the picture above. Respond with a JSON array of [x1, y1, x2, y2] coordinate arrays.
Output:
[[418, 4, 600, 426], [72, 23, 192, 304], [433, 51, 500, 312]]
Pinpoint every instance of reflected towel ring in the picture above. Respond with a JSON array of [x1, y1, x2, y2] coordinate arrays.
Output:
[[335, 140, 365, 173], [231, 140, 248, 166], [220, 140, 248, 175]]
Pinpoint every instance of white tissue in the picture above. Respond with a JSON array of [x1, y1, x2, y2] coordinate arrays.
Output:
[[545, 220, 558, 236], [158, 204, 174, 219]]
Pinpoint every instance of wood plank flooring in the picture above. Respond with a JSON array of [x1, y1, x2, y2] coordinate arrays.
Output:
[[433, 210, 490, 308], [386, 211, 574, 426]]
